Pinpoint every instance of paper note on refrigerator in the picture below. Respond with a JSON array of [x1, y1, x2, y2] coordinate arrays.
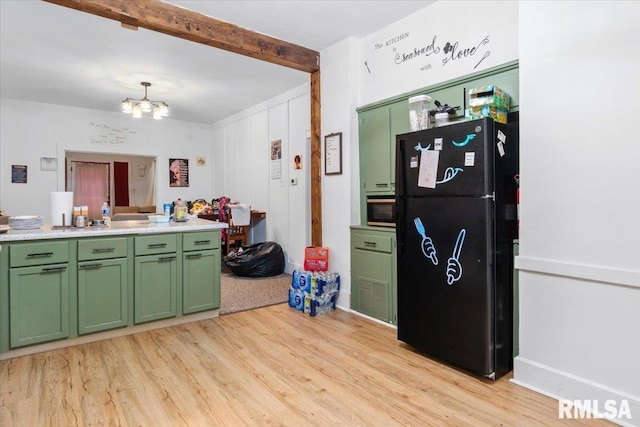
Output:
[[418, 150, 439, 188]]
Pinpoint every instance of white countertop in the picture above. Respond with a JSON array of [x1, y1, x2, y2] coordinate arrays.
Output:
[[0, 218, 227, 242]]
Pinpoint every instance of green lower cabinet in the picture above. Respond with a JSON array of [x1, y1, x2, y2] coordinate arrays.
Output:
[[352, 275, 390, 322], [9, 264, 69, 348], [183, 249, 221, 314], [350, 228, 397, 324], [78, 258, 128, 335], [134, 254, 178, 324]]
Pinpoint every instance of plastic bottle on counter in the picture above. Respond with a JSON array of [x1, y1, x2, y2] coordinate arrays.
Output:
[[101, 202, 111, 226], [174, 198, 187, 222]]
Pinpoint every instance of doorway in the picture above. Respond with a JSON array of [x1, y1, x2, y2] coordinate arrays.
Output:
[[68, 161, 109, 220], [65, 152, 157, 218]]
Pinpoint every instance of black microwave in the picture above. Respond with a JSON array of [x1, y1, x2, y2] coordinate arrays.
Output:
[[366, 196, 396, 227]]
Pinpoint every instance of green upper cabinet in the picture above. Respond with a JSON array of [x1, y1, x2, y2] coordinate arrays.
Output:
[[360, 107, 391, 194], [360, 100, 410, 196]]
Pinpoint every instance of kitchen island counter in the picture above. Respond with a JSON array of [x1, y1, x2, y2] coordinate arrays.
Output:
[[0, 218, 227, 359], [0, 218, 227, 242]]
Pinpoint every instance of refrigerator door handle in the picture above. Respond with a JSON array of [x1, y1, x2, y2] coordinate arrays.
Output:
[[481, 192, 495, 200]]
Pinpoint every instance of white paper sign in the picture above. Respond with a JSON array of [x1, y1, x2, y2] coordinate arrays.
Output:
[[464, 152, 475, 167], [434, 138, 443, 151], [418, 150, 439, 188], [497, 130, 506, 143], [410, 155, 419, 168]]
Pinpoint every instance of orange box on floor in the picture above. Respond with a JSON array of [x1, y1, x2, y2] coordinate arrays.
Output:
[[304, 246, 329, 271]]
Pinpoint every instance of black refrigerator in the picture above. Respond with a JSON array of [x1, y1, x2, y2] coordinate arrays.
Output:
[[395, 118, 519, 380]]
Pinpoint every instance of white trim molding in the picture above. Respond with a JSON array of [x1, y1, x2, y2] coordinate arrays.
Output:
[[515, 256, 640, 289]]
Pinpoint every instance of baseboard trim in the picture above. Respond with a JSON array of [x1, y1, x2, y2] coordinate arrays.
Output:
[[512, 356, 639, 426]]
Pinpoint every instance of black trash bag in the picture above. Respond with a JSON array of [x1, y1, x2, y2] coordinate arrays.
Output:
[[224, 241, 285, 277]]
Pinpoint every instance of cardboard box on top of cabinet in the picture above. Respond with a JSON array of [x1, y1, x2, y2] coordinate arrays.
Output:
[[465, 84, 510, 124], [468, 85, 510, 109]]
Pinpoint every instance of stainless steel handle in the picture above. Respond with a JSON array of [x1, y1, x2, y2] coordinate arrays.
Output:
[[148, 243, 167, 249], [92, 247, 115, 253], [41, 266, 66, 273], [79, 263, 102, 269], [159, 256, 176, 262], [375, 183, 389, 188], [193, 240, 211, 245], [27, 252, 53, 258], [185, 254, 203, 259], [364, 241, 377, 247]]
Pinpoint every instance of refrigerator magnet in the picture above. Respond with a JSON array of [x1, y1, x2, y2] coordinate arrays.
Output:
[[410, 155, 419, 168], [434, 138, 443, 151], [497, 130, 507, 143], [464, 152, 475, 166], [497, 141, 506, 157]]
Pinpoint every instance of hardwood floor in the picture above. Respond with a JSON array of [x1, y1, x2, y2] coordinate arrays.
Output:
[[1, 304, 610, 426]]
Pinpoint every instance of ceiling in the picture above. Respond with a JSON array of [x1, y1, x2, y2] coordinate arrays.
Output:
[[0, 0, 433, 124]]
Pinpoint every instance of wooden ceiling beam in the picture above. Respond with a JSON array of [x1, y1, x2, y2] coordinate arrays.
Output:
[[43, 0, 320, 73]]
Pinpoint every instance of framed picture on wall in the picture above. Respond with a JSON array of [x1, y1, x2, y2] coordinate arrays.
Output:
[[324, 132, 342, 175], [169, 158, 189, 187], [40, 157, 57, 171], [271, 140, 282, 179], [11, 165, 28, 183]]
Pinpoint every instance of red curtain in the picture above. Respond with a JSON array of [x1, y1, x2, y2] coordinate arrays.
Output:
[[72, 162, 109, 220], [114, 162, 129, 206]]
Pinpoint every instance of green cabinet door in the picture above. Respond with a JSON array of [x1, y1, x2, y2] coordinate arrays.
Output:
[[183, 249, 220, 314], [9, 264, 69, 348], [360, 107, 392, 193], [350, 229, 396, 324], [78, 258, 128, 335], [351, 249, 393, 323], [134, 254, 177, 324]]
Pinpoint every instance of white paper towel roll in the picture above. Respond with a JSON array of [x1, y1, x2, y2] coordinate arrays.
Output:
[[51, 191, 74, 226]]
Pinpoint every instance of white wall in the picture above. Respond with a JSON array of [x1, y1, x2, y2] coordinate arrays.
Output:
[[320, 37, 360, 308], [0, 99, 213, 220], [212, 85, 310, 272], [357, 0, 518, 106], [514, 1, 640, 423]]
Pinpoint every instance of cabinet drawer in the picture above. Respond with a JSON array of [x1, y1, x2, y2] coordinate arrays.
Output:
[[183, 231, 219, 251], [135, 234, 177, 255], [78, 237, 128, 261], [10, 241, 69, 267], [352, 233, 392, 253]]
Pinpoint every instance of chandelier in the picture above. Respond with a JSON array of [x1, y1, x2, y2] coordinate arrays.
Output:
[[121, 82, 169, 120]]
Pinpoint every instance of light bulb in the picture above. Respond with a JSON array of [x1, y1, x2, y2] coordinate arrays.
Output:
[[153, 108, 163, 120], [158, 102, 169, 116], [132, 105, 142, 118], [122, 98, 133, 113], [140, 99, 151, 112]]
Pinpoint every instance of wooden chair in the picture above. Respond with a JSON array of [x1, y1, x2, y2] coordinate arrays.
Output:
[[225, 208, 248, 254]]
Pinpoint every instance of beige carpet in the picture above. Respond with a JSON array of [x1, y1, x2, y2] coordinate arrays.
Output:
[[220, 270, 292, 315]]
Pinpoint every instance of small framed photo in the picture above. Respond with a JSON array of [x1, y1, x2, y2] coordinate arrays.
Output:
[[11, 165, 27, 183], [324, 132, 342, 175], [40, 157, 58, 171]]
